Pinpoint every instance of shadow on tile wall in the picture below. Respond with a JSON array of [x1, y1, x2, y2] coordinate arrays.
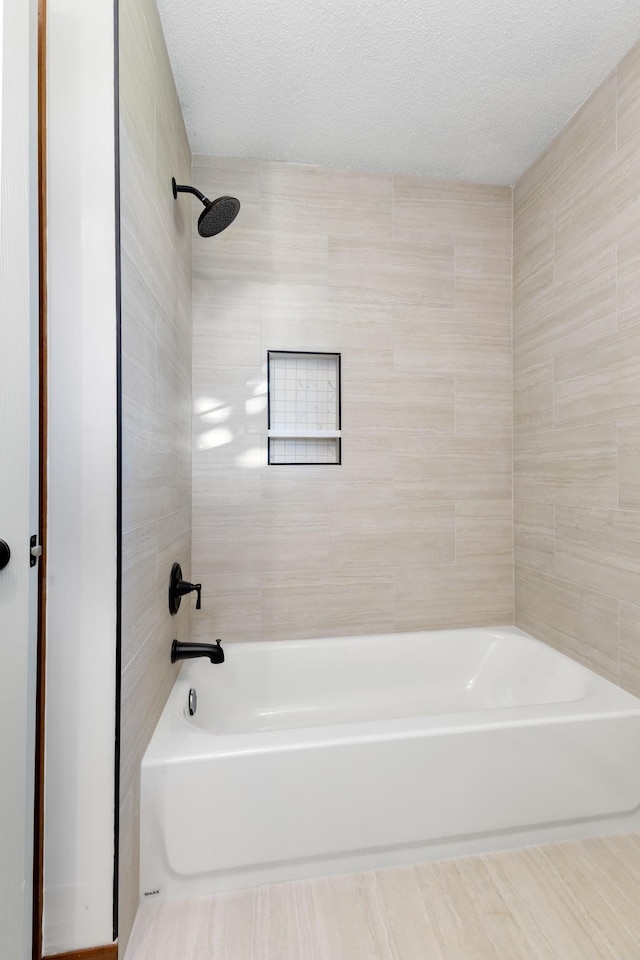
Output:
[[514, 39, 640, 698], [119, 0, 192, 948]]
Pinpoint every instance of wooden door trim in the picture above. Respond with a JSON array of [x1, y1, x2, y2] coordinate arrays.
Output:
[[33, 0, 48, 956], [45, 946, 118, 960]]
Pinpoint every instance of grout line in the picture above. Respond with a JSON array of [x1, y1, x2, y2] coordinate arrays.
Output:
[[615, 66, 619, 154], [616, 598, 622, 687], [616, 423, 620, 510], [453, 501, 457, 565], [551, 210, 555, 287], [453, 372, 457, 436], [511, 186, 515, 625], [391, 174, 395, 242], [615, 239, 620, 330]]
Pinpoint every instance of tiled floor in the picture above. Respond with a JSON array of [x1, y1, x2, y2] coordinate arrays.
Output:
[[125, 832, 640, 959]]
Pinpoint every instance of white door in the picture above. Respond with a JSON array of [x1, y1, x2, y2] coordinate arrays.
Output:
[[0, 0, 39, 956]]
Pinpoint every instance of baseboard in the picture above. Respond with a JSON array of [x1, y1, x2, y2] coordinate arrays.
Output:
[[46, 945, 117, 960]]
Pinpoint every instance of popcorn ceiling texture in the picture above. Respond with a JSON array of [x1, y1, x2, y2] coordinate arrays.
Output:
[[155, 0, 640, 185]]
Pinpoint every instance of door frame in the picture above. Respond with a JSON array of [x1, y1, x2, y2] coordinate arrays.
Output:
[[33, 0, 121, 953], [32, 0, 47, 955]]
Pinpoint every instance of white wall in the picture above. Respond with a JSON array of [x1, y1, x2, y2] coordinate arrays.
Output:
[[0, 0, 39, 957], [44, 0, 117, 952]]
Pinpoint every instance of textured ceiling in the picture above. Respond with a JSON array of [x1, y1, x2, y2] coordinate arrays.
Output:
[[155, 0, 640, 185]]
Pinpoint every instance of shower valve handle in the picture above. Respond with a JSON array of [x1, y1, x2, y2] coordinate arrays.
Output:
[[169, 562, 202, 614], [177, 579, 201, 610]]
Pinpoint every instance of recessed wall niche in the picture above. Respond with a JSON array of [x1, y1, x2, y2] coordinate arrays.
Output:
[[267, 351, 341, 465]]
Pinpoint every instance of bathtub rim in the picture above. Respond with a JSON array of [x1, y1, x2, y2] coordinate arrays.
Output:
[[143, 625, 640, 765]]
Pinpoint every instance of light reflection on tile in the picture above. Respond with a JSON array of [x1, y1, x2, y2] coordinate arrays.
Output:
[[192, 159, 514, 655]]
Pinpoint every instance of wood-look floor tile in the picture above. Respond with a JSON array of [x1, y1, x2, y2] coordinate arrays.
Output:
[[308, 873, 396, 960], [373, 865, 447, 960], [550, 840, 640, 946], [481, 847, 601, 959], [416, 858, 512, 960], [125, 834, 640, 960], [522, 845, 634, 959]]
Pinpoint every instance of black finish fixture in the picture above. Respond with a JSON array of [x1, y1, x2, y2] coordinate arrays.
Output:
[[0, 539, 10, 571], [171, 639, 225, 665], [168, 561, 202, 615], [172, 177, 240, 237]]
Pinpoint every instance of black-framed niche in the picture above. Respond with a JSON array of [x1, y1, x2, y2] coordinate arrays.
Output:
[[267, 351, 341, 465]]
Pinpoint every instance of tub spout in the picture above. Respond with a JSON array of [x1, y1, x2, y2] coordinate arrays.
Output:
[[171, 639, 224, 664]]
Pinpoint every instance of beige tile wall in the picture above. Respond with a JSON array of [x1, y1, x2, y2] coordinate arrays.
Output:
[[191, 158, 513, 644], [119, 0, 192, 949], [513, 38, 640, 696]]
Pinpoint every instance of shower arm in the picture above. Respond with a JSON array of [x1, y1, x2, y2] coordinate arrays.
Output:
[[171, 177, 209, 205]]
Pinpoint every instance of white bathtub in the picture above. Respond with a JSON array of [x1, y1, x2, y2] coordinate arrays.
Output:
[[140, 626, 640, 903]]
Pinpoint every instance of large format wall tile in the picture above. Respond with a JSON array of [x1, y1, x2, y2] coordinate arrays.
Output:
[[191, 574, 262, 645], [193, 161, 514, 646], [260, 300, 394, 376], [513, 207, 554, 304], [394, 435, 512, 501], [515, 569, 619, 683], [513, 360, 554, 436], [192, 298, 262, 367], [617, 222, 640, 327], [195, 227, 329, 302], [390, 374, 455, 435], [393, 312, 511, 374], [513, 424, 618, 507], [328, 236, 454, 305], [455, 501, 513, 563], [618, 42, 640, 152], [327, 501, 456, 567], [514, 247, 617, 369], [618, 418, 640, 511], [514, 72, 616, 221], [554, 321, 640, 428], [454, 244, 512, 313], [394, 563, 514, 632], [514, 37, 640, 696], [194, 503, 330, 577], [260, 569, 395, 641], [119, 0, 192, 949], [619, 600, 640, 697], [555, 506, 640, 605], [454, 371, 512, 437], [121, 522, 158, 671], [513, 501, 555, 575], [260, 161, 393, 238], [393, 176, 511, 247]]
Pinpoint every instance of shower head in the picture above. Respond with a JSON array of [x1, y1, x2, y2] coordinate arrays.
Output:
[[197, 195, 241, 238], [171, 178, 241, 237]]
